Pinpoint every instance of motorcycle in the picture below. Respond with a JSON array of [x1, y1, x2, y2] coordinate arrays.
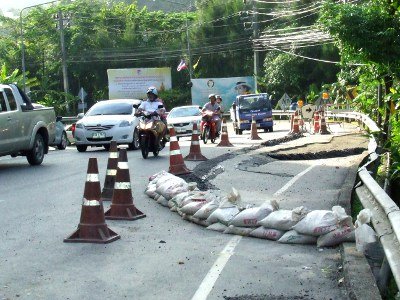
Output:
[[200, 109, 220, 144], [134, 106, 167, 159]]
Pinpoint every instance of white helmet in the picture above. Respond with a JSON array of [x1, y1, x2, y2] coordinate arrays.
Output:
[[146, 86, 158, 96], [208, 94, 216, 99]]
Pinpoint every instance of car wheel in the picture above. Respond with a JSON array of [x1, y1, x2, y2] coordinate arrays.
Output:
[[129, 128, 140, 150], [27, 134, 45, 165], [104, 144, 110, 151], [269, 127, 274, 132], [76, 145, 87, 152], [58, 131, 68, 150]]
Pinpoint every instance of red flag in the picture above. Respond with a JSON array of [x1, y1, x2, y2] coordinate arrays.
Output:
[[177, 59, 188, 72]]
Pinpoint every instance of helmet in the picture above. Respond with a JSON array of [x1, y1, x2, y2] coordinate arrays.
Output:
[[208, 94, 216, 99], [146, 86, 158, 96], [216, 95, 221, 99]]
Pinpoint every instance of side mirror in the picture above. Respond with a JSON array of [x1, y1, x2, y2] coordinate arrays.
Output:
[[133, 104, 139, 109], [198, 106, 202, 110], [77, 113, 84, 119], [158, 105, 164, 109], [56, 116, 63, 122]]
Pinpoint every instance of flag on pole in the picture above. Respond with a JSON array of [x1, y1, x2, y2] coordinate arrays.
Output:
[[177, 59, 188, 72], [193, 56, 201, 70]]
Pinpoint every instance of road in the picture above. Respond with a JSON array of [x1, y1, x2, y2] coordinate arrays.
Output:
[[0, 120, 369, 300]]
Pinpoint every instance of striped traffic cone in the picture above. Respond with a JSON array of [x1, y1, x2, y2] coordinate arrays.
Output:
[[290, 111, 300, 134], [64, 158, 120, 244], [313, 111, 320, 134], [319, 108, 331, 135], [168, 126, 191, 175], [249, 116, 262, 140], [185, 122, 208, 161], [217, 118, 234, 147], [105, 148, 146, 220], [101, 141, 118, 201]]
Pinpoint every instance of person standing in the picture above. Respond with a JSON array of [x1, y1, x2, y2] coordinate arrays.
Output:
[[216, 95, 224, 133]]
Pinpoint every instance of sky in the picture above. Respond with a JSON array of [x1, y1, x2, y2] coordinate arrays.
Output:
[[0, 0, 53, 11]]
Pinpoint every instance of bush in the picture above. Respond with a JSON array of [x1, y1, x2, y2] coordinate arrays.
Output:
[[159, 88, 191, 111]]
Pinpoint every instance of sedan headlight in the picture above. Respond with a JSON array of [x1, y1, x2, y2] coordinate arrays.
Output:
[[76, 123, 84, 129], [119, 120, 132, 127]]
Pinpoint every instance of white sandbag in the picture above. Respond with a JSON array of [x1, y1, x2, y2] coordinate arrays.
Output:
[[153, 172, 178, 186], [145, 183, 158, 199], [148, 170, 169, 182], [291, 206, 309, 222], [206, 206, 240, 225], [292, 210, 338, 236], [223, 225, 254, 236], [278, 230, 317, 244], [169, 192, 190, 208], [317, 225, 355, 247], [156, 195, 169, 207], [229, 203, 275, 227], [182, 214, 209, 227], [179, 201, 207, 216], [154, 193, 161, 201], [156, 178, 189, 200], [249, 226, 286, 240], [206, 222, 228, 232], [355, 209, 377, 253], [179, 192, 208, 208], [332, 205, 349, 222], [258, 210, 298, 231], [193, 200, 220, 220]]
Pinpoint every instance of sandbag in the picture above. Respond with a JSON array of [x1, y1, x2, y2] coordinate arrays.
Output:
[[179, 201, 207, 216], [258, 210, 298, 231], [278, 230, 317, 244], [193, 200, 220, 220], [206, 222, 228, 232], [156, 195, 169, 207], [223, 225, 254, 236], [249, 226, 286, 240], [145, 183, 158, 199], [317, 225, 355, 247], [206, 206, 240, 225], [156, 179, 189, 200], [149, 170, 170, 183], [168, 192, 190, 208], [229, 203, 275, 227], [182, 214, 209, 227], [292, 210, 338, 236], [179, 192, 208, 208], [355, 209, 377, 253]]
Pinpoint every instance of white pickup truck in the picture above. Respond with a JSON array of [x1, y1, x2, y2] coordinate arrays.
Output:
[[0, 84, 56, 165]]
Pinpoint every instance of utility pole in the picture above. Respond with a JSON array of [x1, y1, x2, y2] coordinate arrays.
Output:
[[252, 0, 259, 92], [57, 10, 70, 114]]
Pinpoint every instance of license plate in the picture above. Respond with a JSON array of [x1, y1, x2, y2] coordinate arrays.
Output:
[[92, 132, 106, 139], [175, 128, 185, 133]]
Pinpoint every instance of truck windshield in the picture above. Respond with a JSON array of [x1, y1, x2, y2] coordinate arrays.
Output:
[[238, 95, 271, 112]]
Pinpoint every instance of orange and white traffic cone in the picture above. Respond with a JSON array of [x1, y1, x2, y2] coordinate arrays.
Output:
[[64, 158, 120, 244], [290, 111, 300, 134], [101, 141, 118, 201], [313, 111, 320, 134], [217, 118, 234, 147], [168, 126, 191, 175], [105, 148, 146, 221], [249, 116, 262, 140], [185, 122, 208, 161], [319, 108, 331, 135]]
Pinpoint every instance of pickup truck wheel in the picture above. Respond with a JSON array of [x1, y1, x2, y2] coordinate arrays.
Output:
[[58, 131, 67, 150], [27, 134, 45, 165], [76, 145, 87, 152]]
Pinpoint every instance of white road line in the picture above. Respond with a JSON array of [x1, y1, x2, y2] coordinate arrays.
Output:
[[191, 164, 316, 300], [191, 235, 242, 300], [273, 164, 316, 198]]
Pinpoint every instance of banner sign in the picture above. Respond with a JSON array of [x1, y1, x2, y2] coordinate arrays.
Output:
[[191, 76, 255, 111], [107, 68, 172, 99]]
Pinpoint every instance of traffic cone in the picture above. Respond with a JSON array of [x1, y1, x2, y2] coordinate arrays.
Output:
[[101, 141, 118, 201], [64, 158, 120, 244], [168, 126, 191, 175], [319, 108, 331, 135], [105, 148, 146, 220], [313, 111, 320, 134], [249, 116, 262, 140], [290, 111, 300, 134], [185, 122, 208, 161], [217, 118, 234, 147]]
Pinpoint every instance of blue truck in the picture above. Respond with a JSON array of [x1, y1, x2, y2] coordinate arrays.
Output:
[[230, 93, 273, 135]]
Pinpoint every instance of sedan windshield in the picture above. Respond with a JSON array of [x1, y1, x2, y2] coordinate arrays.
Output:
[[86, 102, 133, 116], [169, 107, 201, 118]]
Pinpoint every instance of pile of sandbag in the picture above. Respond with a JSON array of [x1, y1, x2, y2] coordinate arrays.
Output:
[[145, 171, 357, 247]]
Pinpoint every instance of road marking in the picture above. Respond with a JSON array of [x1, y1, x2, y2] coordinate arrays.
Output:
[[273, 164, 316, 198], [191, 164, 316, 300], [191, 235, 242, 300]]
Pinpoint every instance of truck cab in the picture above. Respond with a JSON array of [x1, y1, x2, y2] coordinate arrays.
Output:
[[230, 93, 273, 135]]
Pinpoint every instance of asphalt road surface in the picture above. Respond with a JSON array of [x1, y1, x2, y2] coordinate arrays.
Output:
[[0, 120, 369, 300]]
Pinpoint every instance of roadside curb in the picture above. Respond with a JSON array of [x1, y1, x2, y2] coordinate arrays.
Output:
[[341, 242, 382, 300]]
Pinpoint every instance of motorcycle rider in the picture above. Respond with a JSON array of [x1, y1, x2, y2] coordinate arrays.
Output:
[[202, 94, 221, 137], [136, 86, 168, 146]]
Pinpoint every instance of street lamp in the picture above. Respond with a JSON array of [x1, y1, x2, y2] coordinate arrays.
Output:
[[155, 0, 193, 81], [20, 0, 59, 92]]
